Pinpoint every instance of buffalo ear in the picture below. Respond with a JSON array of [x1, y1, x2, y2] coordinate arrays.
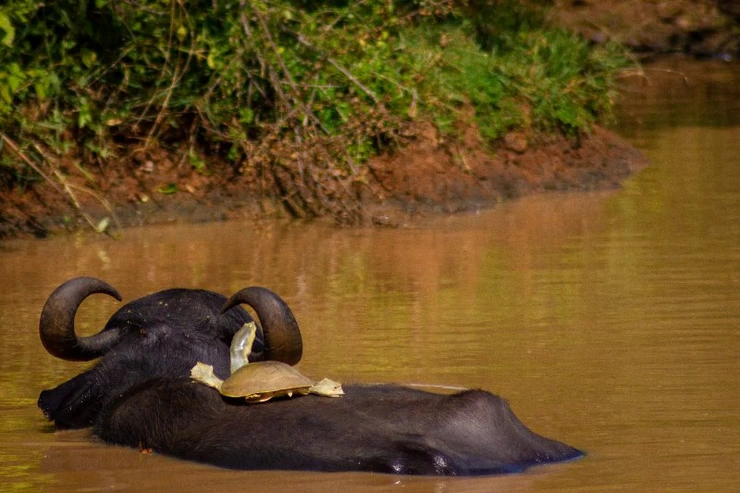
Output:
[[221, 287, 302, 365], [38, 370, 104, 428]]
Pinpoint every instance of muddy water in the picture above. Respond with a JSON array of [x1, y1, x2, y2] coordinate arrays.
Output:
[[1, 60, 739, 492]]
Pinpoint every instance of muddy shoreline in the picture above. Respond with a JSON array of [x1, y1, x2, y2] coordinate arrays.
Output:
[[0, 121, 646, 238]]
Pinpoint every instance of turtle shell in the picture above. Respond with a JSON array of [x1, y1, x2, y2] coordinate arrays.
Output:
[[219, 360, 314, 402]]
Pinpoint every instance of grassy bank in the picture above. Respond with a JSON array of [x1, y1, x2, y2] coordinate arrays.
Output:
[[0, 0, 630, 227]]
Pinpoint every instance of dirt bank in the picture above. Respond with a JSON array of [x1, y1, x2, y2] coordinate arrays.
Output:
[[362, 124, 644, 225], [551, 0, 739, 59], [0, 121, 645, 238]]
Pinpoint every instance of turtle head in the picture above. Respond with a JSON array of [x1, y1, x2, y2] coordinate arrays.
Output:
[[221, 287, 302, 366], [230, 322, 258, 373]]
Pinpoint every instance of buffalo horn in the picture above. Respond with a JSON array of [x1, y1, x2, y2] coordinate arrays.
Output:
[[221, 287, 302, 366], [40, 277, 123, 361]]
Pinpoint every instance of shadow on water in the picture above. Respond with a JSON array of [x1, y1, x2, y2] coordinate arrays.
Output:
[[1, 59, 739, 492]]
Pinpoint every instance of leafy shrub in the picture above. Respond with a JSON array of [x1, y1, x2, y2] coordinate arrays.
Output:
[[0, 0, 629, 222]]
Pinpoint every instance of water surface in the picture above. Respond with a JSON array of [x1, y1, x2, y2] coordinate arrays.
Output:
[[1, 60, 738, 492]]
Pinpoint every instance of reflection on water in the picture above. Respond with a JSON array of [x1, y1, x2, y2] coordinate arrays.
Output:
[[1, 62, 739, 492], [616, 57, 740, 134]]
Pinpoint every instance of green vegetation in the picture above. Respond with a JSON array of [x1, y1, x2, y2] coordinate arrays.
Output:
[[0, 0, 629, 223]]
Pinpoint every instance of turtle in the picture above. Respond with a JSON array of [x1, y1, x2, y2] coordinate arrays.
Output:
[[190, 322, 343, 403]]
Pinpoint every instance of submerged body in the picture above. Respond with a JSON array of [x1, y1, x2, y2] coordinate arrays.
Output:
[[39, 277, 583, 476], [96, 379, 583, 475]]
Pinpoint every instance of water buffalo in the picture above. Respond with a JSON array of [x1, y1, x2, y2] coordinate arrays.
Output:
[[96, 379, 581, 475], [39, 278, 583, 475], [38, 277, 302, 428]]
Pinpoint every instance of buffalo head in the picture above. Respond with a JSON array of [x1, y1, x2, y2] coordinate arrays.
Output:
[[38, 276, 302, 428]]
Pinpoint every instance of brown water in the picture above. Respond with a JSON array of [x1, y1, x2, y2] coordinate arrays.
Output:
[[1, 60, 739, 492]]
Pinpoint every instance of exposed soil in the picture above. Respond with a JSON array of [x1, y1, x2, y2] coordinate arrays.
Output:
[[0, 122, 645, 238], [551, 0, 739, 59], [362, 123, 644, 225]]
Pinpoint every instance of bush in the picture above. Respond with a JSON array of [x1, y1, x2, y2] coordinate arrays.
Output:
[[0, 0, 629, 222]]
